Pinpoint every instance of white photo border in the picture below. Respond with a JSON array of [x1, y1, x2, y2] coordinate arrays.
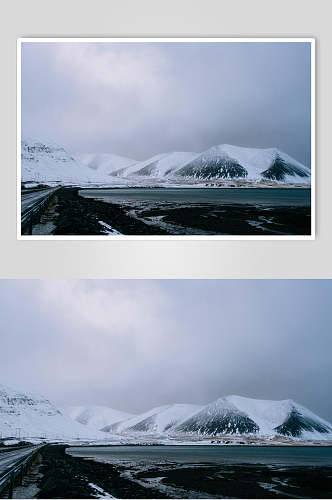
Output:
[[17, 37, 315, 241]]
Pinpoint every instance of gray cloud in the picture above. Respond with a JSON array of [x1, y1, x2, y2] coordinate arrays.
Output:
[[21, 41, 311, 165], [0, 280, 330, 421]]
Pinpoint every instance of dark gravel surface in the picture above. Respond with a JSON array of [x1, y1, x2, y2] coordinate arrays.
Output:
[[137, 462, 332, 498], [149, 203, 311, 235], [36, 444, 169, 499], [31, 444, 332, 499], [53, 187, 168, 235], [50, 187, 310, 236]]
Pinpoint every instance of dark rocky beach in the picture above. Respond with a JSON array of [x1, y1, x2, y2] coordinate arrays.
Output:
[[52, 187, 168, 235], [4, 444, 330, 499], [39, 187, 311, 236], [35, 444, 167, 499]]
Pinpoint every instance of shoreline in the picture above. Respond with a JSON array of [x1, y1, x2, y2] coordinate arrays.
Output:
[[77, 184, 312, 190], [46, 187, 310, 236], [35, 444, 169, 499], [52, 187, 169, 236], [74, 442, 332, 448], [30, 444, 332, 499]]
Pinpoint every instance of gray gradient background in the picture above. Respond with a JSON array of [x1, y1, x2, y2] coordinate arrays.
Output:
[[21, 41, 311, 165], [1, 280, 331, 421], [0, 0, 332, 277]]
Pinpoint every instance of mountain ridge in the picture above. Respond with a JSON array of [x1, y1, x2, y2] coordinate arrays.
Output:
[[109, 144, 310, 184], [1, 385, 330, 442], [0, 384, 107, 440], [103, 395, 332, 441], [21, 138, 311, 186], [63, 405, 133, 432]]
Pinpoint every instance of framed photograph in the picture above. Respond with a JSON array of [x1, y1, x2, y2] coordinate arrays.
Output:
[[1, 279, 331, 499], [17, 38, 315, 240]]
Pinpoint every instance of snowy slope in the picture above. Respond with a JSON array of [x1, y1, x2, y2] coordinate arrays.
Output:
[[112, 152, 200, 179], [22, 138, 310, 186], [104, 404, 203, 435], [64, 405, 133, 431], [77, 153, 136, 176], [213, 145, 310, 183], [174, 145, 310, 183], [174, 397, 259, 436], [174, 395, 332, 440], [226, 395, 332, 439], [5, 384, 329, 442], [0, 385, 107, 440], [21, 138, 110, 185], [110, 145, 310, 184]]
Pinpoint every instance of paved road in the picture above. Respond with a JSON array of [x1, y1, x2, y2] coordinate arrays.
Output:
[[0, 447, 38, 476], [21, 189, 56, 215]]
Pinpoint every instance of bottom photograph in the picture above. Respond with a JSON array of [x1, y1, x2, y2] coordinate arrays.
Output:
[[0, 279, 331, 499]]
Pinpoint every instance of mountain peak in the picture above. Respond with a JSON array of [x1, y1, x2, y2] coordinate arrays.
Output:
[[172, 395, 331, 439], [0, 385, 107, 440], [21, 137, 310, 186]]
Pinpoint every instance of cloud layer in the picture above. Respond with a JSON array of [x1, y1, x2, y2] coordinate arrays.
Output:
[[21, 41, 311, 165]]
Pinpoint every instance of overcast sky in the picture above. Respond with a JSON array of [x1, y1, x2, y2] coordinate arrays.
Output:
[[21, 41, 311, 165], [1, 280, 330, 420]]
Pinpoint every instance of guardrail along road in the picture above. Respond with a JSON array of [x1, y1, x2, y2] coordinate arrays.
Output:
[[21, 187, 59, 234], [0, 445, 43, 498]]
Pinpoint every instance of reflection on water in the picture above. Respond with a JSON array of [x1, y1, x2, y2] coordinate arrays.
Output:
[[68, 445, 332, 466], [79, 188, 311, 207]]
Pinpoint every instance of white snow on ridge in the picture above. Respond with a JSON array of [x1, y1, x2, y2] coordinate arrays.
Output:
[[21, 138, 102, 185], [1, 384, 331, 443], [149, 152, 200, 177], [116, 152, 200, 178], [21, 138, 311, 186], [111, 404, 203, 435], [77, 153, 135, 176], [213, 144, 310, 183], [107, 396, 332, 441], [108, 144, 310, 184], [226, 395, 332, 438], [0, 385, 107, 440], [64, 405, 133, 432], [21, 138, 128, 186], [173, 395, 332, 440], [225, 395, 294, 434]]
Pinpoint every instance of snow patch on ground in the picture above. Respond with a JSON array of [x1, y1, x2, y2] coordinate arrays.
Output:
[[98, 221, 123, 235], [89, 482, 116, 498], [2, 439, 20, 446]]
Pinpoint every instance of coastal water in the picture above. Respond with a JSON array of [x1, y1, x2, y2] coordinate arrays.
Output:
[[68, 445, 332, 466], [79, 188, 311, 207]]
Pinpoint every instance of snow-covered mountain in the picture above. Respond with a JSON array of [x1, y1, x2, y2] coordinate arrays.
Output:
[[173, 396, 332, 440], [64, 405, 133, 432], [111, 152, 199, 179], [113, 145, 310, 184], [2, 386, 330, 442], [174, 145, 311, 183], [76, 153, 136, 177], [103, 404, 203, 435], [0, 385, 107, 440], [21, 138, 311, 187], [21, 138, 111, 185], [100, 396, 331, 441]]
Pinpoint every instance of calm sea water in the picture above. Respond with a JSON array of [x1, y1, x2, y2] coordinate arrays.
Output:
[[68, 445, 332, 466], [79, 188, 311, 207]]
